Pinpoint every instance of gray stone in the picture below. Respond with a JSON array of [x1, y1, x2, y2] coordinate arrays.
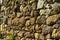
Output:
[[0, 0, 2, 4], [42, 25, 52, 35], [37, 15, 46, 25], [37, 0, 45, 9], [53, 24, 59, 29], [40, 9, 51, 18]]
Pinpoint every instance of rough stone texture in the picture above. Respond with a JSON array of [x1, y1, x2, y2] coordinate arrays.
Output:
[[0, 0, 60, 40]]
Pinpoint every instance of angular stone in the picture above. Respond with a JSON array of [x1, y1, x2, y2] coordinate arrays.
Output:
[[31, 2, 36, 10], [46, 15, 58, 25], [24, 32, 31, 38], [37, 0, 44, 9], [0, 0, 2, 4], [30, 10, 34, 17], [39, 34, 44, 40], [51, 3, 60, 14], [56, 31, 60, 38], [7, 18, 12, 25], [25, 20, 31, 26], [45, 4, 52, 9], [34, 33, 39, 39], [37, 15, 46, 25], [17, 31, 24, 37], [40, 9, 51, 17], [42, 25, 52, 35], [46, 34, 51, 39], [20, 5, 24, 12], [23, 6, 28, 13], [52, 29, 57, 38], [17, 12, 23, 18], [25, 16, 31, 20], [53, 24, 59, 29], [35, 24, 39, 30], [40, 9, 46, 15], [47, 0, 54, 3], [19, 16, 25, 25], [30, 17, 35, 25], [12, 17, 19, 25]]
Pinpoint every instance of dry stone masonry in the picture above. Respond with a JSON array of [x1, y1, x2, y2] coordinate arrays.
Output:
[[0, 0, 60, 40]]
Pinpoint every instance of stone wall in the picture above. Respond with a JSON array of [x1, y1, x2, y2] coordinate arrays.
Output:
[[0, 0, 60, 40]]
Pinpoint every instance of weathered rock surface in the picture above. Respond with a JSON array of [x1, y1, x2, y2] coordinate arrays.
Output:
[[0, 0, 60, 40]]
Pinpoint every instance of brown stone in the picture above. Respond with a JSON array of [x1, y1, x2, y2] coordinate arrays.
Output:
[[30, 10, 34, 17], [7, 18, 12, 25], [34, 33, 39, 39], [31, 2, 36, 10], [56, 31, 60, 38], [25, 20, 31, 26], [17, 12, 23, 18], [17, 31, 24, 37], [30, 17, 35, 25], [46, 15, 58, 25], [19, 16, 25, 25], [24, 32, 31, 38], [46, 34, 51, 39], [12, 17, 19, 25], [52, 29, 57, 38]]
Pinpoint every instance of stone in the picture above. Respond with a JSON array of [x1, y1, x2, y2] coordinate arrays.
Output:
[[37, 0, 45, 9], [29, 0, 35, 4], [7, 18, 12, 25], [30, 10, 34, 17], [40, 9, 46, 15], [47, 39, 52, 40], [34, 33, 39, 39], [0, 0, 2, 4], [35, 24, 39, 31], [30, 17, 35, 25], [56, 31, 60, 38], [21, 37, 25, 40], [45, 4, 52, 9], [45, 9, 51, 17], [19, 16, 25, 25], [42, 25, 52, 35], [46, 34, 50, 39], [24, 32, 31, 38], [17, 31, 24, 37], [47, 0, 54, 3], [56, 20, 60, 24], [12, 17, 19, 25], [25, 16, 31, 20], [51, 3, 60, 14], [25, 20, 31, 26], [55, 0, 60, 2], [28, 25, 34, 32], [20, 5, 24, 12], [37, 15, 46, 25], [8, 12, 15, 18], [24, 12, 30, 16], [39, 34, 44, 40], [34, 10, 40, 17], [53, 24, 59, 29], [46, 15, 58, 25], [1, 6, 6, 11], [40, 9, 51, 18], [26, 38, 31, 40], [23, 6, 28, 13], [31, 2, 36, 10], [17, 12, 23, 18], [52, 29, 57, 38]]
